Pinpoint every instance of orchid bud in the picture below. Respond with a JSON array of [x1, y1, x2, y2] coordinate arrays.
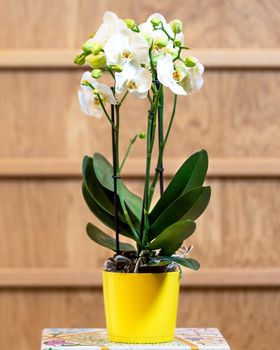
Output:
[[85, 53, 107, 69], [184, 56, 197, 67], [125, 19, 136, 29], [82, 40, 102, 54], [141, 32, 153, 47], [174, 38, 182, 47], [91, 42, 102, 54], [151, 17, 161, 27], [139, 132, 146, 139], [82, 40, 93, 54], [169, 19, 183, 34], [154, 36, 168, 48], [91, 69, 102, 79], [74, 53, 86, 65], [110, 65, 123, 73]]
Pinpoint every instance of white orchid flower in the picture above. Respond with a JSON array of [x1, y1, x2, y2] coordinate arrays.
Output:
[[104, 29, 149, 67], [180, 57, 204, 94], [157, 54, 187, 95], [157, 54, 204, 95], [78, 72, 117, 118], [115, 64, 152, 99], [139, 13, 173, 42], [90, 11, 126, 46], [139, 13, 184, 58]]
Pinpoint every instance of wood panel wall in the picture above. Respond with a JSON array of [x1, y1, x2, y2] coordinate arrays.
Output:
[[0, 1, 279, 349]]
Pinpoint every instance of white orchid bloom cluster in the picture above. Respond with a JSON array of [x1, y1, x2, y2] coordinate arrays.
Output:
[[75, 11, 204, 118]]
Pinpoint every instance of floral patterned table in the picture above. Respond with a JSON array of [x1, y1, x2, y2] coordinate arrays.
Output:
[[41, 328, 230, 350]]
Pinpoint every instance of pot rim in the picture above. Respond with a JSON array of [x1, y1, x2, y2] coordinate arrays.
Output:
[[102, 270, 180, 276]]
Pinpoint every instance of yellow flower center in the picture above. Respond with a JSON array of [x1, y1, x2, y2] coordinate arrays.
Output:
[[126, 80, 139, 91], [172, 70, 183, 82], [93, 94, 106, 105], [121, 49, 134, 62]]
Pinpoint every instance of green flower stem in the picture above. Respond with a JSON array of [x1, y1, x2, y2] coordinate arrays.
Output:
[[108, 68, 116, 82], [157, 86, 164, 195], [115, 104, 140, 245], [118, 184, 142, 246], [111, 103, 120, 254], [173, 47, 182, 62], [120, 134, 138, 172], [118, 90, 129, 107], [115, 104, 120, 169], [140, 85, 162, 246], [147, 94, 178, 208], [83, 82, 114, 127], [147, 91, 153, 106], [154, 25, 174, 41], [149, 47, 155, 77], [164, 94, 178, 143], [173, 33, 177, 48], [94, 93, 115, 128]]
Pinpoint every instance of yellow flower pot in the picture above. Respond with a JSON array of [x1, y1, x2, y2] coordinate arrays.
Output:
[[102, 271, 180, 343]]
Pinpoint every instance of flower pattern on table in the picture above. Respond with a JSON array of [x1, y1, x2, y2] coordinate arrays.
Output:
[[41, 328, 230, 349]]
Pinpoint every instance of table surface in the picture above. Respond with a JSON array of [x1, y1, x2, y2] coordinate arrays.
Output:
[[41, 328, 230, 350]]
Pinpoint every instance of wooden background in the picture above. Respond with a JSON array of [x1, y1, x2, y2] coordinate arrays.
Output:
[[0, 0, 280, 349]]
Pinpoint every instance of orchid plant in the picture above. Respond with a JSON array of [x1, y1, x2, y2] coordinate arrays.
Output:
[[75, 12, 211, 273]]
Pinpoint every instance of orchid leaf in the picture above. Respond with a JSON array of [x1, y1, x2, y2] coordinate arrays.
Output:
[[82, 156, 126, 222], [93, 153, 142, 220], [160, 241, 183, 257], [82, 183, 136, 240], [86, 223, 136, 252], [149, 150, 208, 224], [149, 186, 211, 240], [148, 220, 196, 256], [156, 256, 200, 271]]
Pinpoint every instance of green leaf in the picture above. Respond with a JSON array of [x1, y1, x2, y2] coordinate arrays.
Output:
[[82, 156, 125, 221], [82, 183, 135, 240], [93, 153, 142, 220], [147, 220, 196, 256], [150, 150, 208, 224], [86, 222, 136, 252], [160, 241, 183, 257], [149, 187, 211, 240], [156, 256, 200, 271]]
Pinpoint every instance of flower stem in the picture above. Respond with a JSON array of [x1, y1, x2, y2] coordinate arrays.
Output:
[[148, 94, 177, 208], [164, 94, 177, 143], [139, 85, 162, 247], [115, 105, 140, 245], [117, 185, 142, 245], [85, 82, 115, 127], [111, 103, 120, 254], [157, 84, 164, 195], [120, 134, 138, 172], [118, 90, 129, 107]]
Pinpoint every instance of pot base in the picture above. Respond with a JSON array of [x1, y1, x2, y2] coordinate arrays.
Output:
[[108, 334, 174, 344]]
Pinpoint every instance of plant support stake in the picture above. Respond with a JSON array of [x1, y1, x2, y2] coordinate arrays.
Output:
[[157, 81, 164, 195], [111, 103, 120, 254]]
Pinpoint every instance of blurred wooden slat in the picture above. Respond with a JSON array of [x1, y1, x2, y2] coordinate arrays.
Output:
[[0, 268, 279, 287], [0, 158, 280, 178], [0, 179, 279, 269], [1, 49, 280, 68], [1, 70, 279, 159], [0, 287, 279, 350]]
